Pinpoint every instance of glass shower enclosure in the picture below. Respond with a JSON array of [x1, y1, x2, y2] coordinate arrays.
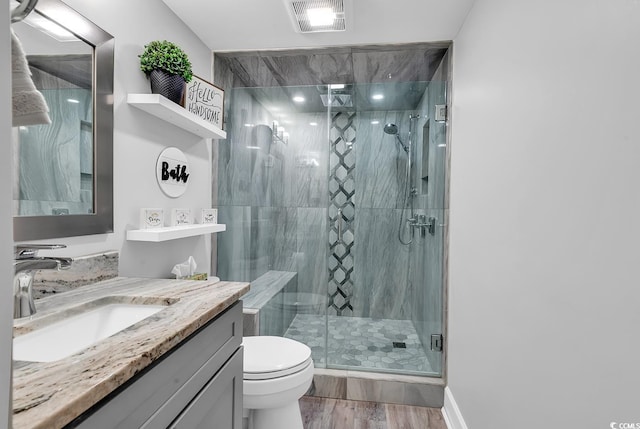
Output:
[[216, 78, 447, 377]]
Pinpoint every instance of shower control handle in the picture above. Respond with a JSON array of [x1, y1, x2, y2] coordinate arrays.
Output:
[[408, 215, 436, 237], [337, 208, 343, 243]]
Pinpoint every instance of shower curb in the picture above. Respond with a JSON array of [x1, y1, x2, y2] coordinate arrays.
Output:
[[308, 368, 445, 408]]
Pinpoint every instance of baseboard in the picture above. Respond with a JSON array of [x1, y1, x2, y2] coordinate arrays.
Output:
[[441, 387, 468, 429]]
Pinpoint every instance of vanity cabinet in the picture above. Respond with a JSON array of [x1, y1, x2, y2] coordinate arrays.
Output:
[[67, 301, 243, 429]]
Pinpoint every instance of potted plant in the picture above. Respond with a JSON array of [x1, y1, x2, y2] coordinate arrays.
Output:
[[139, 40, 193, 104]]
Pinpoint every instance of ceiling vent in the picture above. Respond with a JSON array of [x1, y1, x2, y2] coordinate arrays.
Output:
[[285, 0, 347, 33]]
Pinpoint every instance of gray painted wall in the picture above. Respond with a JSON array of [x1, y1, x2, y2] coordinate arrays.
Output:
[[449, 0, 640, 426], [4, 3, 214, 425]]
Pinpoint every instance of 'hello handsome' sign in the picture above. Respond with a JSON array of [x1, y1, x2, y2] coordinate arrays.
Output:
[[184, 76, 224, 129]]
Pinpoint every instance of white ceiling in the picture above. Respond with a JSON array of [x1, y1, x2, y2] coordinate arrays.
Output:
[[162, 0, 476, 52]]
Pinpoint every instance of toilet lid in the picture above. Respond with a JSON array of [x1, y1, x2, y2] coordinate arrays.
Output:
[[243, 336, 313, 380]]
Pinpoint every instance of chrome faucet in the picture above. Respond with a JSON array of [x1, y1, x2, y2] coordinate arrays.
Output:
[[13, 244, 73, 319]]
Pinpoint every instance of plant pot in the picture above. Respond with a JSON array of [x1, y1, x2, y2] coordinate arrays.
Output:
[[149, 69, 185, 104]]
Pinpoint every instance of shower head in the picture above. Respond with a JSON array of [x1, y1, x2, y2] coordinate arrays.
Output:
[[383, 123, 399, 135], [383, 123, 408, 153]]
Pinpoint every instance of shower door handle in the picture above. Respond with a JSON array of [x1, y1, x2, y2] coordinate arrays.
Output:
[[337, 208, 343, 242]]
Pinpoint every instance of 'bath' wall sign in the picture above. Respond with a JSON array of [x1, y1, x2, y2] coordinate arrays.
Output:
[[156, 147, 190, 198]]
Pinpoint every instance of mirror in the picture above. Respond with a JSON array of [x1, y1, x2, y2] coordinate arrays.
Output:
[[11, 0, 114, 241]]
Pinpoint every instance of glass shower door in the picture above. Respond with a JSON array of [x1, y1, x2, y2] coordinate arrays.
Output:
[[323, 81, 447, 376]]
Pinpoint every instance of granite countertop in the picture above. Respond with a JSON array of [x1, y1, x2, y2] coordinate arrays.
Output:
[[12, 277, 250, 429]]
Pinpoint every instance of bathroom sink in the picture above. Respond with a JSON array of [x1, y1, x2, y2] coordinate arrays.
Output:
[[13, 303, 166, 363]]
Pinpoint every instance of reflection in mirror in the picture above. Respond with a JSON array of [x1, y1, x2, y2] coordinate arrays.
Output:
[[12, 14, 93, 216], [11, 0, 114, 241]]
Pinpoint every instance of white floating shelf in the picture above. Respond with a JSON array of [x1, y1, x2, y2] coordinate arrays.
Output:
[[127, 94, 227, 139], [127, 224, 226, 242]]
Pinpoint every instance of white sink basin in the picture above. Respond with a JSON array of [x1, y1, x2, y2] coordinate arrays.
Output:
[[13, 304, 166, 363]]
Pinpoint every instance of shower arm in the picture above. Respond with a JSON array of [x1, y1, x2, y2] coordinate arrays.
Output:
[[397, 135, 409, 153]]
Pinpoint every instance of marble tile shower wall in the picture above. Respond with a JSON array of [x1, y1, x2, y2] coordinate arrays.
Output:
[[216, 89, 425, 322], [214, 44, 448, 87], [218, 119, 427, 324], [217, 88, 329, 307], [214, 46, 449, 356], [351, 111, 415, 320], [217, 90, 274, 208], [216, 88, 274, 281]]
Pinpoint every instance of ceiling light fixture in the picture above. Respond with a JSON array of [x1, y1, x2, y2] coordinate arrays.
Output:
[[307, 7, 335, 27], [10, 1, 79, 42], [286, 0, 347, 33], [293, 96, 305, 103], [329, 84, 345, 90], [372, 94, 384, 100]]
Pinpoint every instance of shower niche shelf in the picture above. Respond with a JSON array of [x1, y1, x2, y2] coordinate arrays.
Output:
[[126, 224, 226, 242], [127, 94, 227, 139]]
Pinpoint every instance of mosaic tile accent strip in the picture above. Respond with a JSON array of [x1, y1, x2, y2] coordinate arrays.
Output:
[[284, 314, 434, 375], [328, 111, 356, 316]]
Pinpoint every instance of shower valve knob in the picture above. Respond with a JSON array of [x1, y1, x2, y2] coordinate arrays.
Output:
[[408, 216, 436, 236]]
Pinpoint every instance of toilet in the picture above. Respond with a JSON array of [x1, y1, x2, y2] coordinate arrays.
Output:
[[242, 336, 314, 429]]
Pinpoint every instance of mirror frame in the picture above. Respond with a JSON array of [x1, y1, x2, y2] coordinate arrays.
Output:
[[13, 0, 114, 241]]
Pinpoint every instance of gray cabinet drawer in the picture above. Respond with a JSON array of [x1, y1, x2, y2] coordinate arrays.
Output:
[[168, 347, 243, 429], [68, 301, 242, 429]]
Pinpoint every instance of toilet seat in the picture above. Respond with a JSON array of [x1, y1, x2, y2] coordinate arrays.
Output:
[[243, 336, 312, 380], [244, 356, 313, 380]]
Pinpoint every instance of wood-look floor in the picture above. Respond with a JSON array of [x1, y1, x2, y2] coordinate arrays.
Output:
[[299, 396, 447, 429]]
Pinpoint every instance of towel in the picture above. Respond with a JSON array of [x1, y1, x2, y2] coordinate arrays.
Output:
[[11, 28, 51, 127]]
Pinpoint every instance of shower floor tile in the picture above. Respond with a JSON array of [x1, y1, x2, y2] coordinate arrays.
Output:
[[284, 314, 434, 374]]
